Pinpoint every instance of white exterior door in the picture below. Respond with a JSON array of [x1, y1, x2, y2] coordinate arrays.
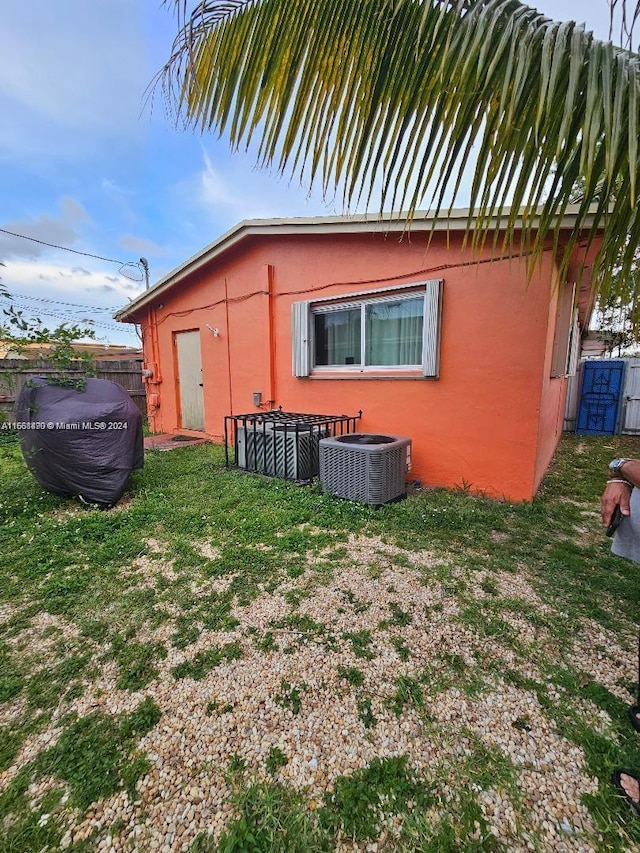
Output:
[[175, 330, 205, 431]]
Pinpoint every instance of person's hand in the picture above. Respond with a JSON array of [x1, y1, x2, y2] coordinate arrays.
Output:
[[601, 481, 632, 526]]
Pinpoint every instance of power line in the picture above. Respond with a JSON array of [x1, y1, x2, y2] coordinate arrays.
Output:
[[6, 293, 120, 312], [0, 227, 127, 264], [6, 300, 127, 332]]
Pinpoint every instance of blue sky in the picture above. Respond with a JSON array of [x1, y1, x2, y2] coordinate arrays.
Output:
[[0, 1, 625, 345]]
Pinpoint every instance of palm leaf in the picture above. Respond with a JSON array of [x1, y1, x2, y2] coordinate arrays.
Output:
[[159, 0, 640, 304]]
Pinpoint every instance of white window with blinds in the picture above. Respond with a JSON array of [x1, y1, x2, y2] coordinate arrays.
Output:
[[292, 280, 442, 378]]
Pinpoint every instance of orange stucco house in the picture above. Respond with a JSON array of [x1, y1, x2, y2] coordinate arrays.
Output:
[[115, 208, 601, 501]]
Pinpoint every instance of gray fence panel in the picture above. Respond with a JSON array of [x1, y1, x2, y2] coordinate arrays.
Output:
[[0, 359, 146, 418], [621, 358, 640, 435]]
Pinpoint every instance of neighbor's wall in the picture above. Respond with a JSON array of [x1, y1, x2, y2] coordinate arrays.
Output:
[[138, 229, 565, 500]]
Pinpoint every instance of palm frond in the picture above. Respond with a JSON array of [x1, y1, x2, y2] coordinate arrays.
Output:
[[159, 0, 640, 303]]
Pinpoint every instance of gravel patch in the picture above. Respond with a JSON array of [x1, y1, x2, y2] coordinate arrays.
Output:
[[1, 534, 632, 851]]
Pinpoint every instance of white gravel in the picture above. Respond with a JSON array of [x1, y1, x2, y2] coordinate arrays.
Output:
[[1, 533, 636, 852]]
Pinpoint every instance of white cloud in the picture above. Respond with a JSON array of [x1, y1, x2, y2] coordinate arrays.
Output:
[[120, 235, 167, 257], [0, 197, 91, 259], [175, 145, 340, 232], [1, 256, 143, 345], [199, 148, 245, 213], [3, 259, 144, 306], [61, 199, 91, 226], [0, 223, 70, 261], [102, 179, 136, 200]]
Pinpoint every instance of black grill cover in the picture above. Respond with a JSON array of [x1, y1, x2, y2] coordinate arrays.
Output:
[[15, 377, 144, 507]]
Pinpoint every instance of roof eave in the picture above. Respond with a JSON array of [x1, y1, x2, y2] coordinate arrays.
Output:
[[114, 206, 602, 322]]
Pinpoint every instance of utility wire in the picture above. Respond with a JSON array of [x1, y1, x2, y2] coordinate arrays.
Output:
[[6, 300, 127, 332], [6, 293, 120, 312], [0, 227, 127, 264]]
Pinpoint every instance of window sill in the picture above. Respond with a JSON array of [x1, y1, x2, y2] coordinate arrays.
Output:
[[307, 370, 432, 380]]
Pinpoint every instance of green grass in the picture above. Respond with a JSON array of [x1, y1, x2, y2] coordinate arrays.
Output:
[[218, 780, 330, 852], [0, 697, 160, 850], [337, 665, 365, 687], [275, 679, 306, 715], [170, 641, 244, 681], [342, 629, 375, 659], [265, 746, 288, 775], [319, 756, 435, 841], [2, 434, 640, 850], [110, 636, 168, 690], [356, 696, 377, 729]]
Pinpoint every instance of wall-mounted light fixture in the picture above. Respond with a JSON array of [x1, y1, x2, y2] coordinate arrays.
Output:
[[205, 324, 220, 337]]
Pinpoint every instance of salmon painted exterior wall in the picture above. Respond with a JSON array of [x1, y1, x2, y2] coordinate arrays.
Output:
[[133, 227, 590, 501]]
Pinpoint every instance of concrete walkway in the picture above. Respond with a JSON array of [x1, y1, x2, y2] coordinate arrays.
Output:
[[144, 433, 210, 452]]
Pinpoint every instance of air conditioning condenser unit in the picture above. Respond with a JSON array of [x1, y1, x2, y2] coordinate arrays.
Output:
[[236, 423, 322, 481], [319, 433, 411, 506]]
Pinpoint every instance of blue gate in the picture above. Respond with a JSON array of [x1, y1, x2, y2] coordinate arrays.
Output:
[[576, 360, 626, 434]]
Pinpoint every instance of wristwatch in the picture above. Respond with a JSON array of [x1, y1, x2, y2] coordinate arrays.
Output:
[[609, 458, 632, 477]]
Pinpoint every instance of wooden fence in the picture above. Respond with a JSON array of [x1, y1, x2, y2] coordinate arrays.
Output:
[[0, 359, 146, 418]]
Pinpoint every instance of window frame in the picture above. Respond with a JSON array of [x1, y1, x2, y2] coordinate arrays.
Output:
[[312, 291, 426, 372], [292, 279, 442, 379]]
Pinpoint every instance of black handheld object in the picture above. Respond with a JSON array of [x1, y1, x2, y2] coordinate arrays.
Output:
[[606, 505, 623, 537]]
